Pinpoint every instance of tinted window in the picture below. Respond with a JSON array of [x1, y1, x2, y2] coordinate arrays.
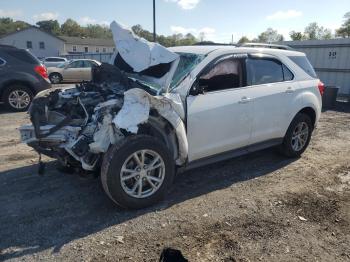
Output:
[[283, 64, 294, 81], [199, 58, 243, 92], [6, 49, 39, 64], [288, 56, 317, 78], [247, 58, 283, 85]]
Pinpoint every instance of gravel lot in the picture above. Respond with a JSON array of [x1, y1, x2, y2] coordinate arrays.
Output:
[[0, 100, 349, 261]]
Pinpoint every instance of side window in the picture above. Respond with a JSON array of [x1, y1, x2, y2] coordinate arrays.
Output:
[[283, 64, 294, 81], [26, 41, 32, 49], [83, 61, 94, 68], [68, 61, 84, 68], [246, 58, 284, 85], [198, 58, 243, 92]]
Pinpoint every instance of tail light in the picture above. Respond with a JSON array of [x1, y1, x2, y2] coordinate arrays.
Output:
[[34, 65, 48, 79], [318, 81, 325, 96]]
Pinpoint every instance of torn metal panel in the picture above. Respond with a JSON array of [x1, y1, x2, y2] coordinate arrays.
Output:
[[110, 21, 180, 93], [110, 21, 178, 72], [90, 113, 124, 154]]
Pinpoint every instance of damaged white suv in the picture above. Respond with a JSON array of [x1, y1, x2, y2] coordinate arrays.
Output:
[[20, 21, 323, 209]]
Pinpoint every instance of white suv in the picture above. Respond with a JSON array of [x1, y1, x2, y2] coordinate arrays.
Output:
[[20, 21, 323, 209]]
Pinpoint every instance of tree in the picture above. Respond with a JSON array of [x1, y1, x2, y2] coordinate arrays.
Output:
[[131, 24, 197, 47], [257, 28, 284, 43], [304, 22, 332, 40], [336, 12, 350, 38], [237, 36, 250, 44], [0, 18, 29, 37], [85, 24, 112, 39], [61, 19, 83, 37], [289, 31, 304, 41], [36, 20, 60, 35]]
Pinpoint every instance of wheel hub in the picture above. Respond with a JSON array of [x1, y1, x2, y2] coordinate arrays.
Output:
[[8, 90, 30, 109], [120, 149, 165, 199]]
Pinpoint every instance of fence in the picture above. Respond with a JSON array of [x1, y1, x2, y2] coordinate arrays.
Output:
[[62, 52, 114, 63]]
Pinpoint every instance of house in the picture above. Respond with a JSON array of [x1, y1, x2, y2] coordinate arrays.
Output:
[[0, 26, 65, 58], [0, 26, 116, 59], [60, 36, 115, 54]]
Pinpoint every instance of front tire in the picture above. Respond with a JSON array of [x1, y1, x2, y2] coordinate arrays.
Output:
[[101, 135, 175, 209], [280, 113, 313, 157], [3, 85, 33, 112]]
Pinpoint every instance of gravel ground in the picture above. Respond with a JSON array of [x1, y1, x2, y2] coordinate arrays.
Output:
[[0, 101, 349, 262]]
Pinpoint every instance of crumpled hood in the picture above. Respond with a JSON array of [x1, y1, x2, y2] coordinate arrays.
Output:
[[110, 21, 180, 93]]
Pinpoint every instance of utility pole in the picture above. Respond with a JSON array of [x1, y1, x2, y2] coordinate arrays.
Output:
[[153, 0, 156, 42]]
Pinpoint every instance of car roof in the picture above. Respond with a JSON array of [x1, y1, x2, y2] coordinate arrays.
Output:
[[169, 45, 305, 57], [45, 56, 66, 59], [71, 59, 100, 62]]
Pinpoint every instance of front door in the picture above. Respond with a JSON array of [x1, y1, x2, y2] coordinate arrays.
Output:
[[186, 55, 254, 162]]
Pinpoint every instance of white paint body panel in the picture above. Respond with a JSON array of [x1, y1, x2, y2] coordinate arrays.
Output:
[[170, 46, 323, 163]]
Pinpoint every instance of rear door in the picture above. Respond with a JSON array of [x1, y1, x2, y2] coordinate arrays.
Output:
[[81, 61, 96, 80], [186, 55, 254, 162], [245, 55, 297, 145], [62, 60, 84, 81]]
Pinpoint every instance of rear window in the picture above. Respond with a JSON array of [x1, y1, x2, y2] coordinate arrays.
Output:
[[288, 56, 317, 78], [6, 49, 40, 65]]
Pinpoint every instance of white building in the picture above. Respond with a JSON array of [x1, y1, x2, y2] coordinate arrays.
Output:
[[0, 26, 115, 59]]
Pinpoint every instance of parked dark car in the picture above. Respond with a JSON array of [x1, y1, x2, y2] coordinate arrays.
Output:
[[0, 45, 51, 112]]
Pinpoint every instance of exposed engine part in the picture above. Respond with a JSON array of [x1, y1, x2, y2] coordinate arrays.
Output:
[[20, 63, 188, 172]]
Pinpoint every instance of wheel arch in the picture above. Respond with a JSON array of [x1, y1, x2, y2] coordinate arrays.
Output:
[[0, 80, 35, 101], [298, 107, 317, 127], [137, 115, 180, 164]]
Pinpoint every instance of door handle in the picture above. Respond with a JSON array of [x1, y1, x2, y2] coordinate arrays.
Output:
[[285, 87, 295, 93], [239, 96, 251, 104]]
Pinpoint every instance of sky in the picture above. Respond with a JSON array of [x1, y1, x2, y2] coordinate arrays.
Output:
[[0, 0, 349, 42]]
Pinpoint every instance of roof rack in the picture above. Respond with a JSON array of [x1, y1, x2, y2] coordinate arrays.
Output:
[[238, 43, 292, 50]]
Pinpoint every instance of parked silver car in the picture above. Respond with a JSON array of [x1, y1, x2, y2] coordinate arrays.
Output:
[[48, 59, 101, 84], [42, 57, 68, 68]]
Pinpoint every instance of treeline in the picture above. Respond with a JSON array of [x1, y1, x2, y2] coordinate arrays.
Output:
[[0, 18, 197, 47], [238, 12, 350, 44], [1, 12, 350, 47]]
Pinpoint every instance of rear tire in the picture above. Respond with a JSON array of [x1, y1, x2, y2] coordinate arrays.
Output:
[[280, 113, 313, 157], [101, 135, 175, 209], [49, 73, 62, 84], [3, 85, 33, 112]]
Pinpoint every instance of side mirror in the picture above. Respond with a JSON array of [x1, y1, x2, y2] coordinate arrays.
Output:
[[189, 79, 206, 96]]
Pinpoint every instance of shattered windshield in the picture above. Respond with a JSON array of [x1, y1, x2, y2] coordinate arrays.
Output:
[[170, 52, 205, 89]]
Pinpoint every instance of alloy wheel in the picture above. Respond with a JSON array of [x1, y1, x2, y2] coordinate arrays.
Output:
[[291, 122, 309, 151], [120, 149, 165, 199], [8, 90, 31, 110]]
